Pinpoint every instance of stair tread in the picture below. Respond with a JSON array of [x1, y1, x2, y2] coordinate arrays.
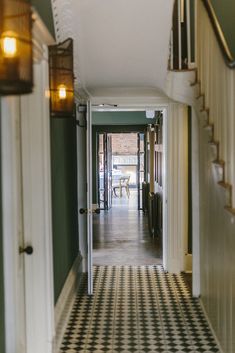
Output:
[[225, 206, 235, 215], [203, 124, 213, 129], [209, 140, 219, 145], [218, 181, 231, 189], [213, 159, 225, 165]]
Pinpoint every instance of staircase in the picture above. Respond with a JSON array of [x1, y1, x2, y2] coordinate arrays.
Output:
[[167, 3, 235, 352], [168, 0, 235, 215]]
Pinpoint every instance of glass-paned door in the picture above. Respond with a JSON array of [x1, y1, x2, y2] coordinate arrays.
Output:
[[98, 133, 105, 209], [137, 132, 145, 210], [104, 133, 112, 210], [98, 133, 112, 210]]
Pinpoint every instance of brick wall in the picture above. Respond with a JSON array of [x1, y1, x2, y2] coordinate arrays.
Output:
[[111, 133, 137, 155]]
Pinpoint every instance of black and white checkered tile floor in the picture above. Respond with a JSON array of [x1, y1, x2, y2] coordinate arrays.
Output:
[[60, 266, 220, 353]]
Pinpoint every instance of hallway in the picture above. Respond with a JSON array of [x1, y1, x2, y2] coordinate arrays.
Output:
[[93, 192, 162, 266], [60, 195, 219, 353], [60, 266, 220, 353]]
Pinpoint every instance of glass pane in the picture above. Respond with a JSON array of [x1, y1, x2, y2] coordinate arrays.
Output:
[[99, 134, 104, 152], [98, 134, 104, 208], [139, 133, 145, 152]]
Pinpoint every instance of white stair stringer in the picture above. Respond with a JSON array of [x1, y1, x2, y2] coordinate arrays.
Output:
[[165, 69, 235, 216]]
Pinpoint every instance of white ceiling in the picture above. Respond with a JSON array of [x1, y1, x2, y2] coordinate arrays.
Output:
[[52, 0, 174, 101]]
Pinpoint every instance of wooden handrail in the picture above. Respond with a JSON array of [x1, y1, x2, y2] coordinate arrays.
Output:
[[202, 0, 235, 69]]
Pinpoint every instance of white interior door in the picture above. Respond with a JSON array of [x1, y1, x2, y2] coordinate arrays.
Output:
[[86, 100, 93, 295], [1, 97, 27, 353], [1, 57, 55, 353]]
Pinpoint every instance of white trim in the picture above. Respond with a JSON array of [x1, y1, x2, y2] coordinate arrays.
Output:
[[32, 10, 55, 45], [54, 255, 83, 352], [170, 30, 174, 70], [162, 108, 168, 271], [1, 97, 25, 353], [91, 103, 170, 112], [186, 0, 191, 65], [184, 254, 192, 272], [178, 0, 182, 70], [87, 101, 93, 295], [191, 108, 200, 297], [194, 0, 198, 67], [165, 71, 201, 291], [32, 9, 55, 63], [164, 103, 189, 274], [76, 107, 88, 272], [165, 70, 197, 107], [20, 57, 55, 353], [200, 299, 225, 353]]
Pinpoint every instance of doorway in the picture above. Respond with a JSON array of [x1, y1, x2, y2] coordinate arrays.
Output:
[[97, 132, 145, 211], [92, 128, 163, 266]]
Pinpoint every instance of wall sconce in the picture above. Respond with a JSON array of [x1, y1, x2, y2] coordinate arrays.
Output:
[[49, 38, 75, 117], [0, 0, 33, 95]]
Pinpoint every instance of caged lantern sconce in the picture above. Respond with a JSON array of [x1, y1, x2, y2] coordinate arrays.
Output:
[[49, 38, 75, 117], [0, 0, 33, 95]]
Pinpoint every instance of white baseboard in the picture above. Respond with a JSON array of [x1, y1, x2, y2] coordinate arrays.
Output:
[[184, 253, 192, 272], [54, 254, 83, 353], [200, 299, 224, 353]]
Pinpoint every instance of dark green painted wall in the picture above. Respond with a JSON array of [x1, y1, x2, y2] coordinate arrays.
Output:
[[210, 0, 235, 57], [0, 110, 5, 353], [93, 111, 156, 126], [31, 0, 55, 37], [50, 118, 79, 303]]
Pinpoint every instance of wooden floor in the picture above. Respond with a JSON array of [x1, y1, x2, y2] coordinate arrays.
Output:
[[93, 190, 162, 266]]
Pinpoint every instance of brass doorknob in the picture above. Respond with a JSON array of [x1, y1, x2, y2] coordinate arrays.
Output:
[[79, 208, 100, 214], [19, 246, 33, 255]]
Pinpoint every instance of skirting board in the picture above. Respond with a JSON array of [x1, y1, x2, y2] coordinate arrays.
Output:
[[184, 253, 192, 272], [200, 299, 224, 353], [54, 254, 83, 352]]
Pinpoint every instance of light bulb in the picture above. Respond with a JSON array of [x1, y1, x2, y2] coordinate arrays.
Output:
[[2, 37, 17, 58], [58, 84, 67, 100]]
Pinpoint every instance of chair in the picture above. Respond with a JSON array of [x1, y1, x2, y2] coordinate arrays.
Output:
[[113, 176, 130, 198]]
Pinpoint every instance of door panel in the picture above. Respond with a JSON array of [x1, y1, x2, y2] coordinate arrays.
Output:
[[1, 97, 27, 353]]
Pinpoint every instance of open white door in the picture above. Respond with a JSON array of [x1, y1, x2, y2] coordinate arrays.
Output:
[[1, 97, 27, 353], [86, 100, 93, 295], [1, 32, 55, 353]]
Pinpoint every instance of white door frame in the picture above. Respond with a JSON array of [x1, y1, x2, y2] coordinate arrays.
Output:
[[89, 103, 170, 271], [163, 103, 189, 274], [191, 107, 200, 297], [84, 101, 198, 288], [86, 101, 93, 295], [162, 107, 168, 271], [1, 13, 55, 353], [1, 97, 26, 353]]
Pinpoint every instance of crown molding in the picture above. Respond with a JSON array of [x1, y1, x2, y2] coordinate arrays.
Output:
[[32, 9, 55, 62]]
